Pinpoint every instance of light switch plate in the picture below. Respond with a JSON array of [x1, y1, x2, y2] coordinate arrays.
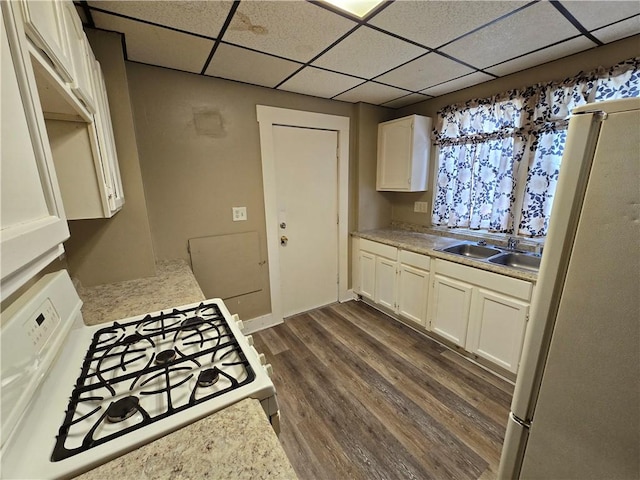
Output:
[[232, 207, 247, 221]]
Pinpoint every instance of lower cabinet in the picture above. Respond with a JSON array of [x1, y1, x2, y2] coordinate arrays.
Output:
[[428, 259, 533, 374], [353, 239, 534, 375], [430, 274, 473, 347], [466, 289, 530, 373], [375, 256, 397, 310]]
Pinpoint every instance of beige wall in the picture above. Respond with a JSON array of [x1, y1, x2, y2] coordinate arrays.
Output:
[[64, 29, 156, 286], [354, 102, 395, 231], [391, 34, 640, 225], [126, 63, 356, 319]]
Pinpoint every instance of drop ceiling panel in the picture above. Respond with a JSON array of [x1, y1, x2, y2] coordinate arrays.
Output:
[[278, 67, 363, 99], [222, 1, 356, 63], [560, 1, 640, 31], [89, 1, 233, 38], [369, 1, 531, 49], [312, 26, 426, 79], [382, 93, 431, 109], [486, 37, 597, 77], [92, 12, 214, 74], [333, 81, 408, 104], [376, 52, 475, 91], [441, 1, 581, 69], [204, 44, 301, 88], [592, 17, 640, 43], [421, 71, 496, 97]]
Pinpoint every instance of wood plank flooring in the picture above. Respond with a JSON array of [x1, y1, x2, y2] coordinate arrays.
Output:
[[253, 301, 514, 480]]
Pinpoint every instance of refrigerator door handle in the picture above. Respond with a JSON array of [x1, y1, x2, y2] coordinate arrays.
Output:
[[511, 413, 531, 429]]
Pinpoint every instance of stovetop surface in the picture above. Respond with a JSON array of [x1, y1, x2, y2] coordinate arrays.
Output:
[[53, 302, 255, 461]]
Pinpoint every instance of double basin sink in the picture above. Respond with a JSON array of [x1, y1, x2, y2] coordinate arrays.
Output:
[[437, 242, 541, 272]]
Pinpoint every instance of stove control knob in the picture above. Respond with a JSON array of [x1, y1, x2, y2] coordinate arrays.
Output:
[[265, 364, 273, 377], [259, 353, 266, 365], [246, 335, 254, 346]]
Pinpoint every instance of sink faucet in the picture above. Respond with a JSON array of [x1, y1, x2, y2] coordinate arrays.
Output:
[[507, 237, 518, 251]]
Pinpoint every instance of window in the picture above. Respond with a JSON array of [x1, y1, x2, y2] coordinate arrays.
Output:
[[432, 57, 639, 237]]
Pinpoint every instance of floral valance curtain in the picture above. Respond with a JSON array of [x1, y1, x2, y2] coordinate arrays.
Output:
[[432, 57, 639, 237]]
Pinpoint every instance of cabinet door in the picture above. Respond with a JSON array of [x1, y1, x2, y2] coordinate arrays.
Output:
[[466, 289, 529, 373], [377, 117, 412, 190], [61, 0, 95, 113], [89, 56, 124, 214], [18, 0, 73, 82], [398, 264, 429, 326], [1, 4, 69, 300], [358, 251, 376, 301], [375, 256, 397, 311], [430, 274, 473, 347]]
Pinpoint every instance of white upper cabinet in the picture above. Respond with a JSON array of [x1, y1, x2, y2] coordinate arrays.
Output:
[[60, 0, 95, 113], [376, 115, 432, 192], [18, 0, 73, 83], [1, 4, 69, 301]]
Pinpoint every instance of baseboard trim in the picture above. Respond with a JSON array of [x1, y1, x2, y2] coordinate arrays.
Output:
[[244, 313, 282, 334], [340, 289, 357, 302]]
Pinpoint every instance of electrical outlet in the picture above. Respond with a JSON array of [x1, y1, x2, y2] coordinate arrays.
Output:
[[232, 206, 247, 221], [414, 201, 429, 213]]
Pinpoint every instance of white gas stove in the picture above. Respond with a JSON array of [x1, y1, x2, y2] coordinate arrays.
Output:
[[0, 270, 278, 479]]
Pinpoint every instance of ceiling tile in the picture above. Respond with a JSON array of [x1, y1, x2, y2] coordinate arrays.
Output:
[[333, 81, 409, 105], [592, 16, 640, 43], [441, 1, 581, 69], [222, 1, 356, 63], [486, 37, 597, 77], [312, 26, 426, 79], [561, 1, 640, 31], [420, 71, 495, 97], [369, 1, 530, 49], [278, 67, 363, 99], [376, 52, 475, 91], [88, 1, 233, 38], [382, 93, 430, 109], [204, 44, 301, 88], [92, 12, 214, 74]]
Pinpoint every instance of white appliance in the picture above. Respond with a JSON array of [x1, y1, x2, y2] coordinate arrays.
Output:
[[498, 97, 640, 478], [0, 271, 278, 479]]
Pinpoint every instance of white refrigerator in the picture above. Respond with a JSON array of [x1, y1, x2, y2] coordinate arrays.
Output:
[[498, 97, 640, 479]]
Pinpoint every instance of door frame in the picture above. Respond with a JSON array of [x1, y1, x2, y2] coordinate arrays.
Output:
[[256, 106, 350, 325]]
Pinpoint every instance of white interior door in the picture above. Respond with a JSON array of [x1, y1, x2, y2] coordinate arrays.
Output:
[[273, 125, 338, 317]]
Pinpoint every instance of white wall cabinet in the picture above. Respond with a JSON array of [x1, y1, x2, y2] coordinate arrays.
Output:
[[376, 115, 432, 192], [18, 0, 73, 83], [1, 3, 69, 301], [60, 0, 95, 113]]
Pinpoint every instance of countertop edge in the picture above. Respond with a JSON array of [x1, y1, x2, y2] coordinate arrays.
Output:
[[353, 229, 538, 282]]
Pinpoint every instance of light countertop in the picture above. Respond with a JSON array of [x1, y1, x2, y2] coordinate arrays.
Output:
[[74, 260, 296, 480], [353, 229, 538, 282]]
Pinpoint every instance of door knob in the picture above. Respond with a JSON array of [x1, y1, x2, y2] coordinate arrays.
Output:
[[280, 222, 287, 229], [280, 235, 288, 246]]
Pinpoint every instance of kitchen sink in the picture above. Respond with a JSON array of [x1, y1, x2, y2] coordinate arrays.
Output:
[[441, 243, 502, 259], [488, 252, 541, 272]]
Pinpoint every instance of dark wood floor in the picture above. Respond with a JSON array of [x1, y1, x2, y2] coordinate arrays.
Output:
[[253, 301, 514, 480]]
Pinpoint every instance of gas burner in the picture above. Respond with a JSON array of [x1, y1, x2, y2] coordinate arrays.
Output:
[[105, 396, 139, 423], [122, 333, 143, 345], [197, 367, 221, 387], [155, 349, 176, 365], [180, 317, 205, 331]]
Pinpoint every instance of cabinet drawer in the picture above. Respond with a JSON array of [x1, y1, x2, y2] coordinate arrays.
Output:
[[434, 259, 532, 301], [400, 250, 430, 270], [359, 239, 397, 260]]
